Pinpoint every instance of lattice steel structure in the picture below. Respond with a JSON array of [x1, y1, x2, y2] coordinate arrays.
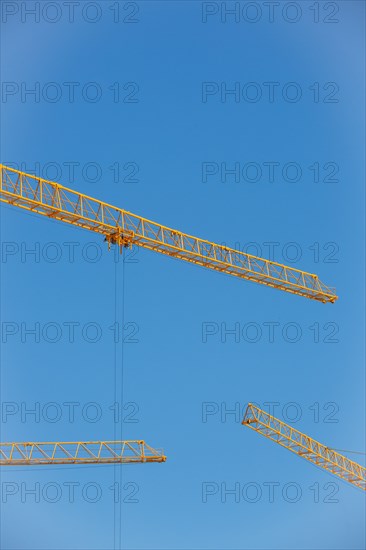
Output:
[[0, 440, 166, 466], [242, 404, 365, 490], [0, 165, 337, 303]]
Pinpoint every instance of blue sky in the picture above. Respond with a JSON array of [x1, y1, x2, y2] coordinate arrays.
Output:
[[0, 1, 365, 549]]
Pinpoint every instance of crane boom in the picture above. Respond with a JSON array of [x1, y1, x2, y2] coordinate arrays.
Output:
[[0, 440, 166, 466], [242, 404, 366, 490], [0, 164, 337, 303]]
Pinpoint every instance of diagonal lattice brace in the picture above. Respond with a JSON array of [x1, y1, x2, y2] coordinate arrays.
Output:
[[242, 404, 365, 491], [0, 440, 166, 466], [0, 164, 337, 303]]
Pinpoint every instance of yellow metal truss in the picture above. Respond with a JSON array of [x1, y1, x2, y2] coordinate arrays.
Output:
[[0, 440, 166, 466], [0, 165, 337, 303], [242, 404, 366, 490]]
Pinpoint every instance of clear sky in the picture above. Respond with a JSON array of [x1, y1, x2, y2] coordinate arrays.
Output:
[[0, 1, 365, 549]]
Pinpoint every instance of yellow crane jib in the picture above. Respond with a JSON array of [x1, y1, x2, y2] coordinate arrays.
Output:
[[0, 440, 166, 466], [0, 164, 338, 303], [242, 404, 366, 491]]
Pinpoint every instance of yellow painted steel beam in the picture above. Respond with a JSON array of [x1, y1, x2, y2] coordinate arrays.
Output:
[[0, 440, 166, 466], [0, 164, 337, 303], [242, 404, 365, 491]]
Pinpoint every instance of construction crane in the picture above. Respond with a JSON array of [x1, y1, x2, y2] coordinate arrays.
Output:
[[0, 440, 166, 466], [0, 165, 337, 303], [242, 403, 366, 491]]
